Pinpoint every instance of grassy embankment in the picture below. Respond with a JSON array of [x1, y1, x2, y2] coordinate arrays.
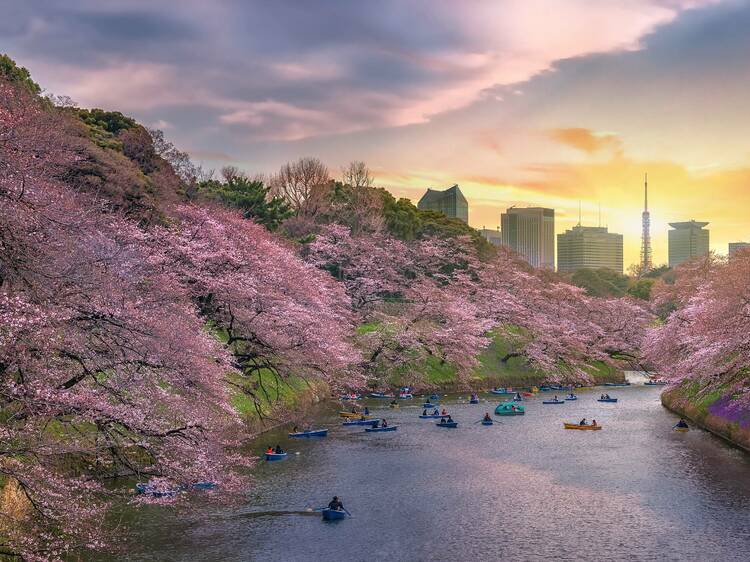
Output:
[[661, 381, 750, 452]]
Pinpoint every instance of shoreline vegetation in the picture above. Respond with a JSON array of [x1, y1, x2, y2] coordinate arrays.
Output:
[[661, 384, 750, 453]]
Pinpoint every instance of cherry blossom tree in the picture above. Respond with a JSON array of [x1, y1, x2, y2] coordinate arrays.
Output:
[[645, 253, 750, 405]]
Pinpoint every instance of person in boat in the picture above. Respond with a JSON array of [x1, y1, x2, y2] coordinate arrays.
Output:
[[554, 395, 559, 401], [292, 425, 299, 433], [360, 414, 367, 421], [440, 417, 446, 423], [511, 405, 516, 411], [591, 420, 597, 427], [371, 419, 380, 428], [446, 415, 454, 424], [422, 409, 428, 416], [675, 418, 689, 429], [381, 419, 388, 428], [579, 418, 588, 426], [483, 412, 492, 422], [266, 446, 274, 454], [390, 399, 398, 406], [433, 408, 440, 416], [600, 394, 605, 399], [441, 408, 447, 415], [364, 407, 370, 415], [328, 496, 344, 511], [274, 444, 284, 454]]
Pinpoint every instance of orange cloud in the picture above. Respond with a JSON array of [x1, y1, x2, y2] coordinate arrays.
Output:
[[549, 128, 623, 155]]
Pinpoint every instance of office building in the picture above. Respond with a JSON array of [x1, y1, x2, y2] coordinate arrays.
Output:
[[729, 242, 750, 257], [557, 225, 624, 274], [668, 221, 709, 267], [479, 227, 502, 246], [417, 184, 468, 223], [500, 207, 555, 269]]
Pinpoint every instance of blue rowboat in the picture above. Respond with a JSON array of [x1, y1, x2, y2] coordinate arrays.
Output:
[[542, 400, 565, 405], [365, 425, 398, 432], [469, 399, 479, 404], [490, 388, 514, 395], [419, 414, 444, 419], [369, 392, 393, 399], [135, 483, 179, 497], [430, 394, 440, 401], [539, 385, 552, 391], [342, 419, 378, 426], [644, 381, 667, 386], [436, 421, 458, 428], [192, 481, 218, 490], [422, 402, 437, 408], [322, 508, 347, 521], [265, 452, 288, 461], [398, 393, 414, 399], [481, 420, 493, 426], [565, 395, 578, 401], [603, 382, 630, 387], [289, 429, 328, 438], [597, 398, 618, 403]]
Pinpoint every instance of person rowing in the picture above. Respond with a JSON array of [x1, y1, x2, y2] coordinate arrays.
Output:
[[328, 496, 344, 512], [441, 408, 447, 415], [422, 409, 428, 416], [266, 446, 274, 454], [483, 412, 492, 422], [274, 444, 284, 454], [381, 419, 388, 428], [675, 418, 689, 429], [446, 415, 454, 424], [579, 418, 588, 426], [554, 395, 559, 401], [591, 420, 597, 427], [433, 408, 440, 416], [364, 407, 370, 415]]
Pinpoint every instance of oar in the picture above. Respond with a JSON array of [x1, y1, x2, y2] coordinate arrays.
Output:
[[342, 507, 353, 517]]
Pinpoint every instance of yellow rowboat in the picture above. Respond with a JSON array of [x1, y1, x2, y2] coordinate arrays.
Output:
[[530, 386, 539, 393], [563, 423, 602, 431], [339, 411, 370, 419], [674, 427, 689, 432]]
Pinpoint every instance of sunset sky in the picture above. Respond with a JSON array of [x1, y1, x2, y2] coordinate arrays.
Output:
[[3, 0, 750, 267]]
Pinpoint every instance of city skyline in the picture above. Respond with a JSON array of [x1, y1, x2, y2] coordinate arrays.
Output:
[[4, 1, 750, 266]]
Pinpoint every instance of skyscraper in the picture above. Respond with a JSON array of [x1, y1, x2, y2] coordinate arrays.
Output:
[[417, 184, 468, 223], [500, 207, 555, 269], [557, 225, 624, 273], [668, 221, 709, 267], [640, 173, 652, 272]]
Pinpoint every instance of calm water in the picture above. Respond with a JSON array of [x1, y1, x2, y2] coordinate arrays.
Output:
[[105, 387, 750, 561]]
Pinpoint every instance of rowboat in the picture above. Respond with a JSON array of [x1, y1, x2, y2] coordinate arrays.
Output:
[[265, 452, 288, 461], [369, 392, 394, 399], [603, 382, 630, 387], [135, 483, 179, 497], [322, 508, 347, 521], [398, 393, 414, 399], [429, 394, 440, 400], [563, 423, 602, 431], [542, 400, 565, 405], [597, 398, 618, 403], [365, 425, 398, 432], [565, 395, 578, 401], [339, 394, 361, 401], [289, 429, 328, 438], [644, 381, 667, 386], [422, 403, 437, 409], [490, 388, 514, 395], [495, 402, 525, 416], [339, 411, 370, 419], [481, 419, 493, 426], [342, 419, 378, 426], [674, 427, 689, 433], [436, 421, 458, 428], [419, 414, 444, 419]]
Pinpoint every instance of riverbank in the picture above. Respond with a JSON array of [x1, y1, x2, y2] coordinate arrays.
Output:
[[661, 383, 750, 453]]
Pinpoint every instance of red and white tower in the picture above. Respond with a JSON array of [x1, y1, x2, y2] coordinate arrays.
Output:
[[640, 173, 652, 272]]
